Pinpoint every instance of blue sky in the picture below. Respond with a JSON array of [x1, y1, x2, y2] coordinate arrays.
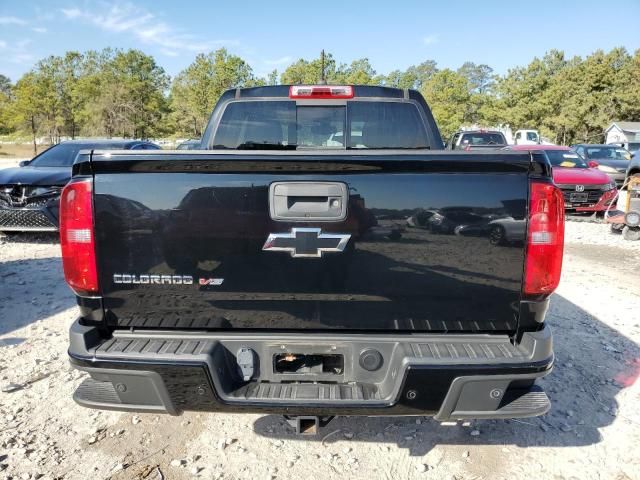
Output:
[[1, 0, 639, 82]]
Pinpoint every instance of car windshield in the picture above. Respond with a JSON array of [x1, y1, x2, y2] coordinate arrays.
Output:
[[585, 147, 630, 160], [545, 150, 588, 168], [211, 100, 429, 150], [460, 133, 505, 146], [28, 142, 127, 167]]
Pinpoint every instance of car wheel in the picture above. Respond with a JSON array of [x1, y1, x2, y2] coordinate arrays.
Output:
[[489, 225, 505, 245], [622, 226, 640, 241]]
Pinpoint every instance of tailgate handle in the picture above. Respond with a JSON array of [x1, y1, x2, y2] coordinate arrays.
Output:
[[269, 182, 348, 221]]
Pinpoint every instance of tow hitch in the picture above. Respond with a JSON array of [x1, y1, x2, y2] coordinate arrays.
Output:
[[284, 415, 335, 435]]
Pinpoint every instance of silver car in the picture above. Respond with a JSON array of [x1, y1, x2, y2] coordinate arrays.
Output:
[[627, 149, 640, 184], [572, 144, 631, 187]]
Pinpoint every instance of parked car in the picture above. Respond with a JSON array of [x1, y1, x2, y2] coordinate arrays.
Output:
[[176, 139, 201, 150], [446, 130, 508, 150], [505, 145, 617, 212], [487, 217, 526, 244], [454, 216, 526, 245], [571, 144, 631, 187], [0, 139, 160, 232], [64, 85, 560, 432], [626, 149, 640, 186], [514, 129, 541, 145]]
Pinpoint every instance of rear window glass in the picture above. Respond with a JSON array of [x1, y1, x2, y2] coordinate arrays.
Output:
[[29, 143, 128, 167], [297, 106, 345, 148], [212, 101, 296, 149], [585, 147, 630, 160], [460, 133, 506, 146], [545, 151, 588, 168], [211, 100, 428, 150], [348, 102, 428, 149]]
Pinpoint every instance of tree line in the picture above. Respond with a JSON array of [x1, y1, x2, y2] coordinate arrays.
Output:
[[1, 47, 639, 153]]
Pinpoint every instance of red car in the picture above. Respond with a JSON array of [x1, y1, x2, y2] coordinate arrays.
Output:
[[506, 145, 617, 212]]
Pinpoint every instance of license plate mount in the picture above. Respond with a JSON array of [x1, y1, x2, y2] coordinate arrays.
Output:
[[569, 192, 588, 202]]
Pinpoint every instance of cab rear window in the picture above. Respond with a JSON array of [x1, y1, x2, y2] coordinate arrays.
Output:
[[211, 100, 429, 150], [460, 133, 506, 146]]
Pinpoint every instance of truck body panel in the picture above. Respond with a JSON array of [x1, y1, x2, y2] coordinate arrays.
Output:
[[91, 152, 530, 334]]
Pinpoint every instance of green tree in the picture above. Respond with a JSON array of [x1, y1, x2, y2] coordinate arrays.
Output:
[[170, 49, 253, 137], [3, 45, 639, 147], [266, 69, 278, 86], [32, 52, 87, 140], [280, 53, 338, 84], [334, 58, 379, 85], [280, 54, 382, 86], [9, 72, 48, 154], [0, 74, 11, 96], [496, 50, 568, 136], [421, 69, 471, 138], [385, 61, 438, 89], [457, 62, 494, 94], [88, 49, 169, 138], [616, 49, 640, 122], [0, 75, 13, 134]]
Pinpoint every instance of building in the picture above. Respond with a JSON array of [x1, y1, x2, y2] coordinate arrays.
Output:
[[605, 122, 640, 151]]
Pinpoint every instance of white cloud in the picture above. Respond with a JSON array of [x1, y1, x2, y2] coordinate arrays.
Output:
[[32, 27, 48, 34], [60, 8, 82, 19], [264, 56, 292, 66], [0, 16, 27, 25], [422, 34, 439, 46], [0, 37, 34, 64], [8, 52, 35, 64], [0, 42, 34, 64], [60, 2, 237, 55], [160, 48, 179, 57]]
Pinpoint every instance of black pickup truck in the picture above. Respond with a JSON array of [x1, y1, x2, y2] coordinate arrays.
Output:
[[62, 85, 564, 433]]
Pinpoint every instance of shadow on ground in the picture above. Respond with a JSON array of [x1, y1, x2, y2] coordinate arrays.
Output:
[[252, 293, 640, 456], [0, 251, 75, 336]]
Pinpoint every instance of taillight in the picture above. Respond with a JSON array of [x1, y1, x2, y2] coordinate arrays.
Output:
[[289, 85, 354, 99], [523, 181, 565, 297], [59, 179, 98, 295]]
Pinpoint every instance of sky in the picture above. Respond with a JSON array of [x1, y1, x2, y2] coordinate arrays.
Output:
[[1, 0, 639, 82]]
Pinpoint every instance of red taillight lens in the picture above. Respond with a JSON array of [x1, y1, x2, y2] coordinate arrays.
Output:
[[523, 181, 565, 297], [59, 179, 98, 295], [289, 85, 354, 99]]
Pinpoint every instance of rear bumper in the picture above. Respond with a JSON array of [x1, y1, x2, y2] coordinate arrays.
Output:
[[68, 320, 553, 420]]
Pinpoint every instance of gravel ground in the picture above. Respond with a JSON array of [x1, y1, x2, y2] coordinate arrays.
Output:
[[0, 158, 25, 170], [1, 204, 639, 479]]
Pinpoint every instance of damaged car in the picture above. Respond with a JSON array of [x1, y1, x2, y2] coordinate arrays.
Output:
[[0, 139, 160, 232]]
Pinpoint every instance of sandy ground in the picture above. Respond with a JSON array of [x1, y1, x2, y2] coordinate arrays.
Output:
[[1, 197, 640, 479]]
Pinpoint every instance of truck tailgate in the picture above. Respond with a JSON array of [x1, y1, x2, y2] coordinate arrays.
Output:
[[91, 151, 530, 334]]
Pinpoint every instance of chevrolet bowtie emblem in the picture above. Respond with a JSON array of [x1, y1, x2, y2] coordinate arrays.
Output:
[[262, 228, 351, 258]]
